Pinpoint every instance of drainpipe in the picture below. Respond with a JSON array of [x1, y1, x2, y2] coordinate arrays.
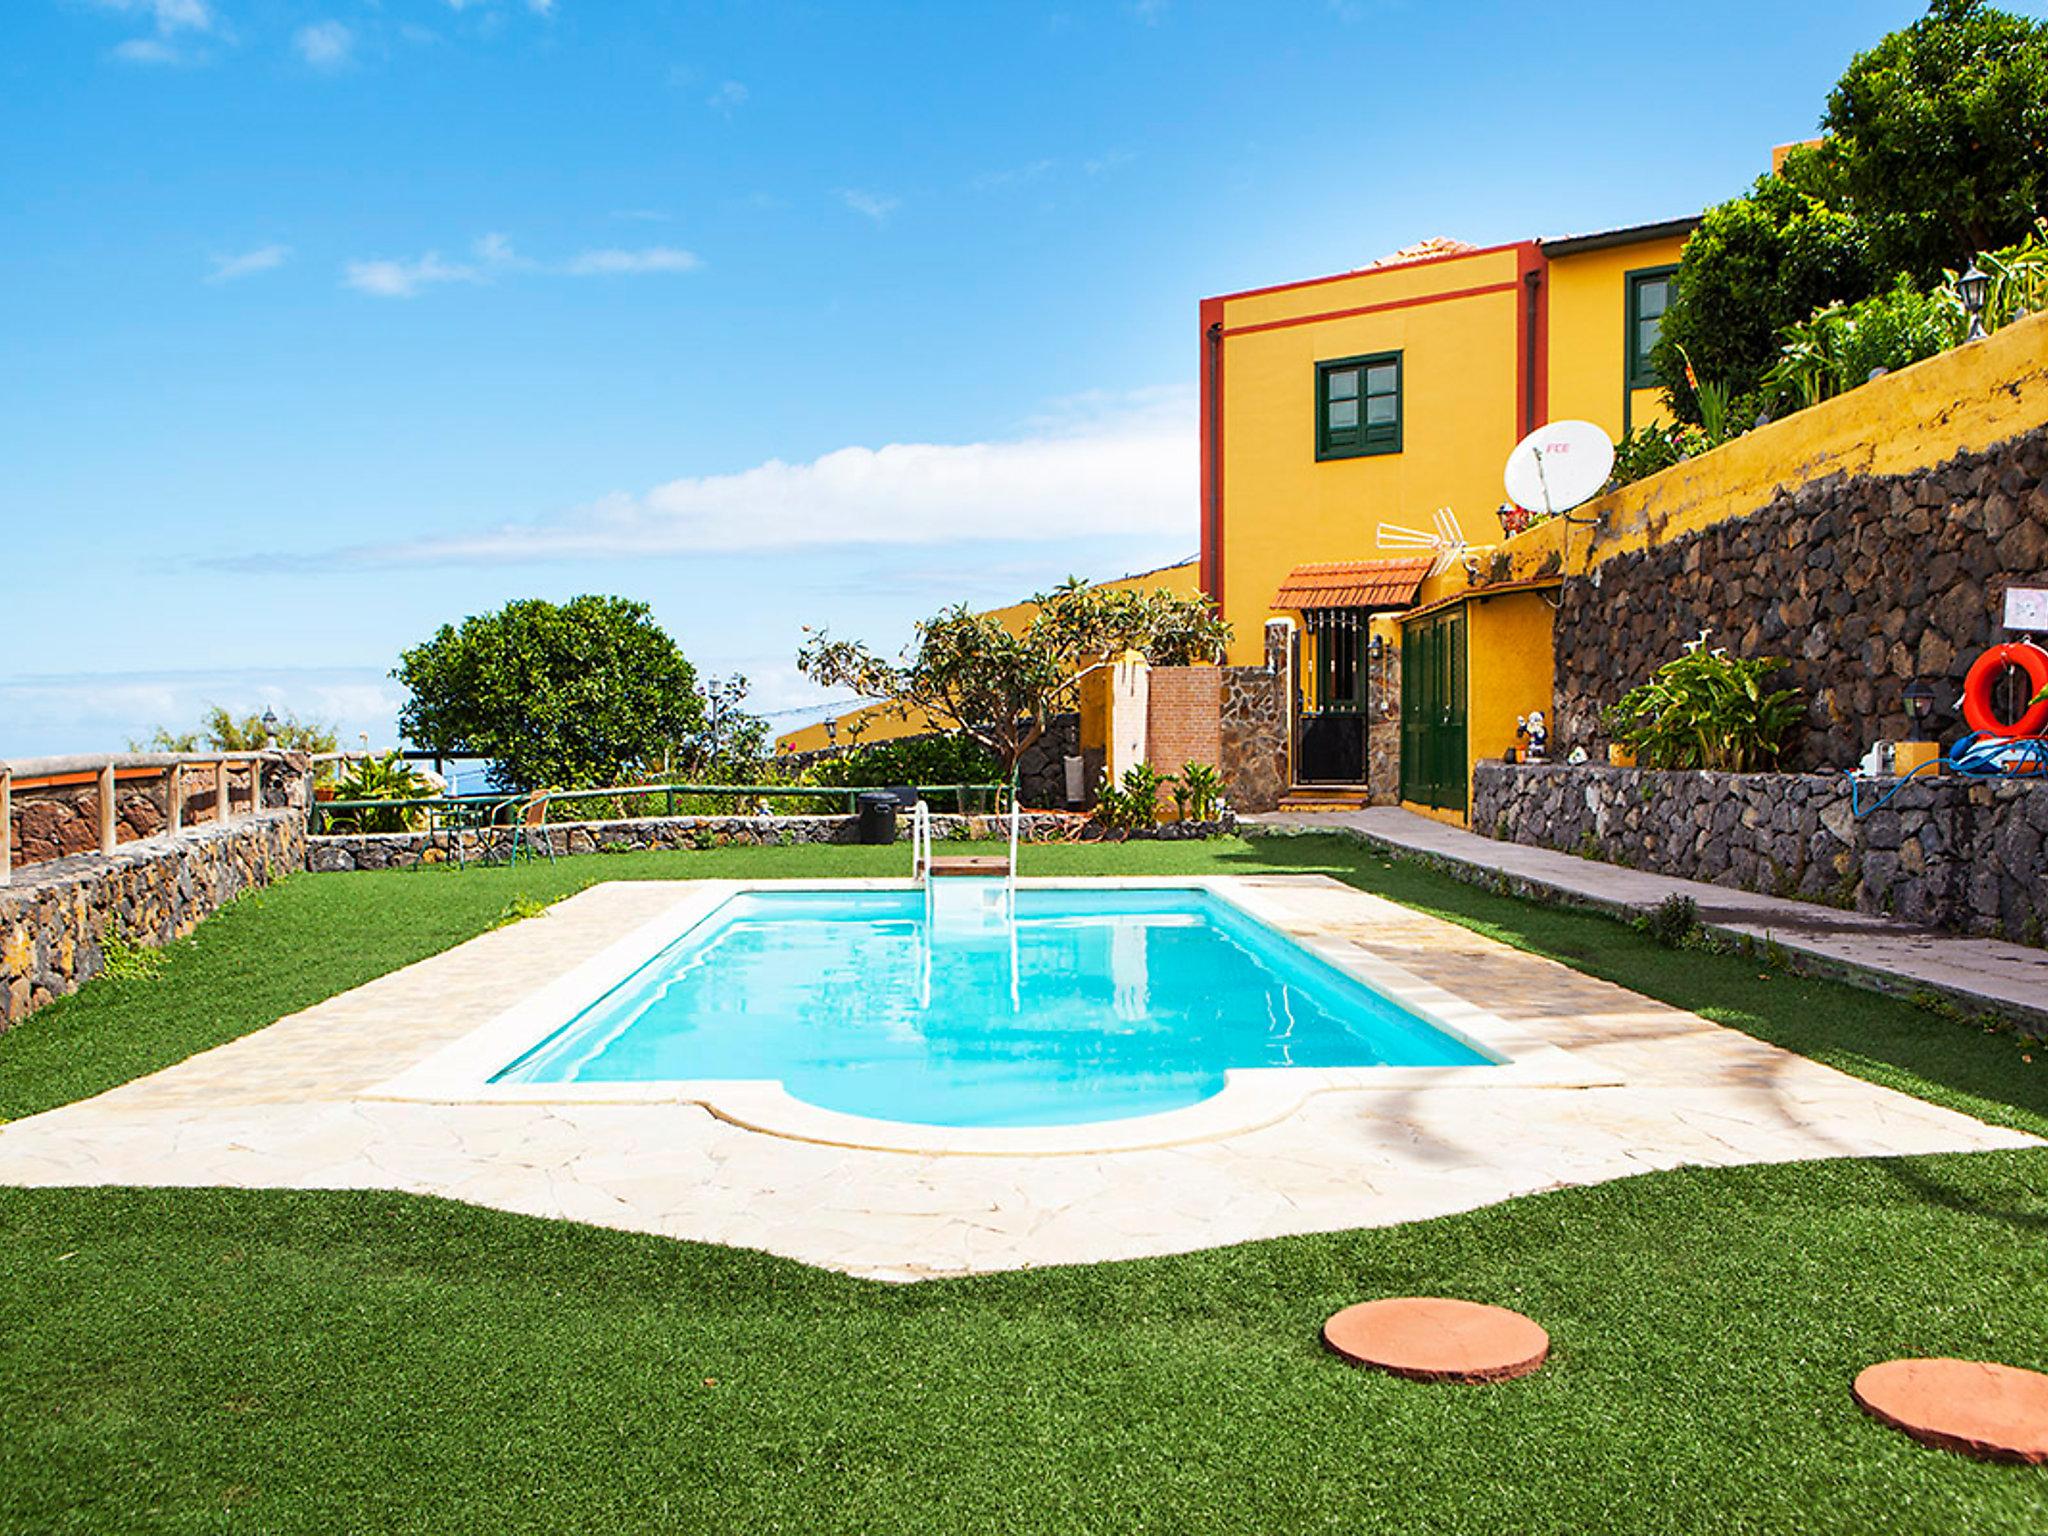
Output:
[[1522, 270, 1543, 437], [1204, 318, 1223, 610]]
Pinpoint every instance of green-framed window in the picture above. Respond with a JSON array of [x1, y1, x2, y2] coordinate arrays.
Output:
[[1626, 267, 1677, 389], [1316, 351, 1401, 460]]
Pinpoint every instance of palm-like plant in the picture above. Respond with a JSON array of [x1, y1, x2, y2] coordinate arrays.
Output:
[[1602, 637, 1804, 772]]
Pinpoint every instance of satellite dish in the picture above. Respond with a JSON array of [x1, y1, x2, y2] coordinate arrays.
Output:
[[1503, 420, 1615, 517]]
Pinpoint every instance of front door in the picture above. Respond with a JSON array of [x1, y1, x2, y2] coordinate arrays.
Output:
[[1297, 607, 1367, 782], [1399, 607, 1467, 813]]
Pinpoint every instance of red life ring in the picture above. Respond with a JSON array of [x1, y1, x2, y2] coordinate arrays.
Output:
[[1961, 642, 2048, 737]]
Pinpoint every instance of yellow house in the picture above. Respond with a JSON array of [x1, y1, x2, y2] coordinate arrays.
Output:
[[775, 558, 1203, 755], [1200, 218, 1695, 817]]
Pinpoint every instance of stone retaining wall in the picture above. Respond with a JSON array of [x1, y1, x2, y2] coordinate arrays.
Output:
[[308, 810, 1105, 871], [1, 812, 308, 1027], [1553, 426, 2048, 769], [1473, 760, 2048, 942]]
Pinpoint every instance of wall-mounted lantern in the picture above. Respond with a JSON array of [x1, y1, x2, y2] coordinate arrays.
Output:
[[1957, 260, 1991, 342], [1902, 679, 1938, 740]]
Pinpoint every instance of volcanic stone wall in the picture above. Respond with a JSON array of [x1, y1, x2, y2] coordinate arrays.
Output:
[[1474, 762, 2048, 943], [1553, 426, 2048, 769], [1, 812, 307, 1027]]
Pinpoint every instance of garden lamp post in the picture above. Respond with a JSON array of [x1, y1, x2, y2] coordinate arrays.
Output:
[[1957, 260, 1990, 342], [1902, 679, 1937, 740], [260, 706, 280, 749]]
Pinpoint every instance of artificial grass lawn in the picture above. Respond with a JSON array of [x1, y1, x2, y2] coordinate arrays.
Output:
[[2, 834, 2047, 1531], [4, 1155, 2046, 1534]]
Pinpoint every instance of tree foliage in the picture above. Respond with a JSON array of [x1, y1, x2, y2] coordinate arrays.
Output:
[[135, 707, 337, 756], [797, 580, 1232, 776], [394, 596, 705, 793], [1824, 0, 2048, 279], [1652, 152, 1875, 418], [1655, 0, 2048, 419]]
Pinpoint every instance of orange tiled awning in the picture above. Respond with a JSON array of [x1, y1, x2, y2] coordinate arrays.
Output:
[[1272, 557, 1433, 611]]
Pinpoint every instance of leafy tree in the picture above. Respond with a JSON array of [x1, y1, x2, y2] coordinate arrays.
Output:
[[135, 707, 337, 756], [1652, 150, 1875, 419], [1824, 0, 2048, 280], [394, 596, 705, 792], [800, 607, 1065, 777], [797, 580, 1232, 778], [1653, 1, 2048, 420]]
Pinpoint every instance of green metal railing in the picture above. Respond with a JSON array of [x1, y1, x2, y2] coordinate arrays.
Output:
[[310, 781, 1013, 835]]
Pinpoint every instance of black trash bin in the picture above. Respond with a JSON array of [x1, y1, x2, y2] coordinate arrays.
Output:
[[856, 791, 899, 845]]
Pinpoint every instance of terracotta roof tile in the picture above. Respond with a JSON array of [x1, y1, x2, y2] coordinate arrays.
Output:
[[1272, 557, 1433, 611]]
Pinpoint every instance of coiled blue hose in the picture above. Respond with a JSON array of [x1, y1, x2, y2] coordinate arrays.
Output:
[[1847, 731, 2048, 816]]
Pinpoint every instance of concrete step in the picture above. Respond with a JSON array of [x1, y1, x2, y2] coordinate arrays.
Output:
[[1277, 786, 1375, 813]]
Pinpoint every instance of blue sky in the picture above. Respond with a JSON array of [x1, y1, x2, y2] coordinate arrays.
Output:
[[2, 0, 1997, 754]]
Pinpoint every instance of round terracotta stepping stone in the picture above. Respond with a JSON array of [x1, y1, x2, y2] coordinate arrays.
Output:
[[1322, 1297, 1549, 1383], [1852, 1358, 2048, 1463]]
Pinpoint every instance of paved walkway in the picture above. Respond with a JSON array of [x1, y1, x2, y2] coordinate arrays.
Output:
[[1250, 807, 2048, 1031], [0, 877, 2029, 1281]]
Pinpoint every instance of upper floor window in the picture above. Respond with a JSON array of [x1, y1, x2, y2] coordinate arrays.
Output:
[[1316, 351, 1402, 460], [1627, 268, 1677, 388]]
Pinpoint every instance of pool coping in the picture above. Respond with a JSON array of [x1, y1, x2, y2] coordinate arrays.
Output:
[[366, 877, 1615, 1156]]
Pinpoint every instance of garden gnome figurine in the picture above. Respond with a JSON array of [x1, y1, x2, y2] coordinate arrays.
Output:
[[1517, 711, 1548, 763]]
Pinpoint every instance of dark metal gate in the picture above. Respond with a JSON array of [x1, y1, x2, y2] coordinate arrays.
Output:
[[1297, 607, 1368, 783]]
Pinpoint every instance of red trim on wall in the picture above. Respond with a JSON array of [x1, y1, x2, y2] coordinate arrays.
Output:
[[1199, 296, 1225, 615], [1514, 242, 1551, 437], [1219, 278, 1521, 340], [1203, 238, 1527, 306]]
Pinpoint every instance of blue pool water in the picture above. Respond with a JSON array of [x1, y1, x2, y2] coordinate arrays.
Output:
[[495, 886, 1491, 1126]]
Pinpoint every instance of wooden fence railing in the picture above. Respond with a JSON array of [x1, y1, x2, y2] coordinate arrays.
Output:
[[0, 751, 294, 887]]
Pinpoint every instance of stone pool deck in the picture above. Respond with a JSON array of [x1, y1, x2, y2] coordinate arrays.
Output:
[[1250, 807, 2048, 1035], [0, 877, 2031, 1281]]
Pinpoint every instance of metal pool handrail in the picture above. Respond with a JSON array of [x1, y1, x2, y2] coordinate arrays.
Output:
[[910, 800, 933, 882]]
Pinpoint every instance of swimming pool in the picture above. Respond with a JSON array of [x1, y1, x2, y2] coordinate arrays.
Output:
[[490, 884, 1493, 1128]]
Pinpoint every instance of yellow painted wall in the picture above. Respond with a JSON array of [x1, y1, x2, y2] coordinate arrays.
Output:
[[775, 559, 1203, 754], [1464, 588, 1558, 783], [1216, 247, 1525, 665], [1544, 234, 1690, 441]]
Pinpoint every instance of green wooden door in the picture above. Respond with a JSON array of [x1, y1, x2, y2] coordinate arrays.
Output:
[[1398, 608, 1468, 813]]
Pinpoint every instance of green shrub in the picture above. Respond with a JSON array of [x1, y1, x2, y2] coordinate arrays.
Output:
[[1177, 762, 1223, 822], [1637, 894, 1701, 949], [1602, 641, 1804, 772], [325, 754, 436, 833], [801, 734, 1002, 791], [1093, 764, 1171, 832]]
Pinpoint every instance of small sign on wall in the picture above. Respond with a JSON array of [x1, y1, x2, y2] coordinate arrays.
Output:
[[2005, 586, 2048, 632]]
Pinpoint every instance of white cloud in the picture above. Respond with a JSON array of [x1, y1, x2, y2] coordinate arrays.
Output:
[[294, 20, 353, 69], [562, 246, 701, 276], [970, 159, 1055, 192], [706, 79, 748, 113], [444, 0, 554, 12], [206, 243, 291, 283], [344, 233, 699, 294], [95, 0, 214, 32], [111, 36, 182, 63], [343, 251, 481, 298], [237, 388, 1195, 567], [838, 189, 900, 224]]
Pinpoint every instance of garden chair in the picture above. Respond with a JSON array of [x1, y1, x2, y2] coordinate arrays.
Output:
[[505, 790, 556, 866]]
